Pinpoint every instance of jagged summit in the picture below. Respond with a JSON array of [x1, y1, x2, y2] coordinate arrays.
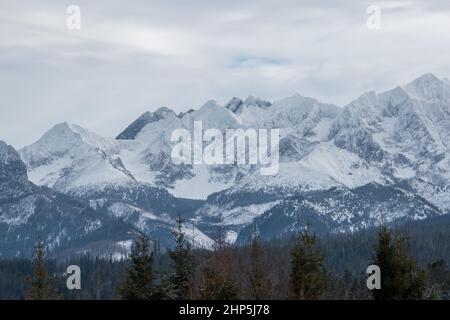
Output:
[[0, 140, 29, 186], [0, 140, 21, 165], [410, 72, 440, 84], [116, 107, 176, 140], [193, 99, 241, 128], [225, 97, 244, 113], [9, 73, 450, 256], [244, 95, 272, 109], [199, 99, 220, 110], [224, 95, 272, 115], [177, 108, 195, 118], [404, 73, 448, 101]]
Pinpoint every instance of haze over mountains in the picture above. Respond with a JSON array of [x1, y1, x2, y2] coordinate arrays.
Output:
[[1, 73, 450, 257]]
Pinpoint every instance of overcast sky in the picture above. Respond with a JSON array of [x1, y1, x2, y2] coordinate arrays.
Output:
[[1, 0, 450, 148]]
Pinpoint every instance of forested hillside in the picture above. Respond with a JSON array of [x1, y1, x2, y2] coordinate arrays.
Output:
[[1, 214, 449, 300]]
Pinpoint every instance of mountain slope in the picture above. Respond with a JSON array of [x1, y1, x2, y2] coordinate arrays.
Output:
[[116, 107, 177, 140], [15, 73, 450, 249], [0, 140, 136, 258]]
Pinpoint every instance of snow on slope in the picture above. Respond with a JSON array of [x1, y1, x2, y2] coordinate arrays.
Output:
[[235, 161, 341, 194], [20, 123, 137, 190], [298, 142, 388, 188], [20, 100, 242, 196], [9, 73, 450, 254], [105, 201, 215, 249], [196, 201, 281, 226], [19, 74, 450, 214], [171, 165, 234, 199]]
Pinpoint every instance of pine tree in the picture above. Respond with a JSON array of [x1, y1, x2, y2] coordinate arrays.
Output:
[[167, 216, 194, 299], [119, 235, 155, 300], [199, 262, 238, 300], [25, 242, 61, 300], [290, 229, 328, 300], [372, 226, 426, 300], [426, 260, 450, 299], [199, 230, 238, 300], [248, 227, 271, 299]]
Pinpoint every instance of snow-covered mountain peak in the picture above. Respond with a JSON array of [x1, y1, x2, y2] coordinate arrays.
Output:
[[116, 107, 177, 140], [17, 74, 450, 203], [135, 114, 184, 142], [225, 95, 271, 117], [44, 121, 80, 139], [244, 95, 272, 109], [244, 94, 256, 104], [407, 73, 441, 87], [348, 91, 377, 109], [7, 73, 450, 255], [20, 122, 84, 165], [154, 106, 177, 116], [32, 122, 108, 146], [403, 73, 449, 102], [0, 140, 22, 166], [191, 99, 242, 128], [19, 122, 137, 190], [0, 140, 33, 199], [273, 93, 315, 110], [225, 97, 245, 114], [199, 99, 220, 110], [261, 94, 340, 138], [378, 86, 409, 104], [21, 122, 117, 162], [271, 93, 338, 117]]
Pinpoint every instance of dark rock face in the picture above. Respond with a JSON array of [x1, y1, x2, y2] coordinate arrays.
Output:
[[333, 127, 386, 163], [0, 141, 33, 201], [225, 97, 245, 114], [0, 141, 135, 258], [116, 107, 176, 140]]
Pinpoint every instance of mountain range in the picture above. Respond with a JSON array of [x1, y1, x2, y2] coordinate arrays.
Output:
[[1, 73, 449, 257]]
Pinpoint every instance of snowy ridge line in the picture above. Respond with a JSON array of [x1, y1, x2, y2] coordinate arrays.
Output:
[[1, 73, 449, 257]]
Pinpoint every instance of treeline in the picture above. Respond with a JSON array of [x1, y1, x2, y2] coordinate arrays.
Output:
[[1, 221, 450, 300]]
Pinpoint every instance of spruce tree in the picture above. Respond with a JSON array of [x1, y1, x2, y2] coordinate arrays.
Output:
[[248, 227, 271, 299], [168, 217, 194, 299], [26, 242, 61, 300], [426, 260, 450, 299], [119, 235, 155, 300], [199, 263, 238, 300], [372, 226, 426, 300], [199, 230, 238, 300], [290, 229, 328, 300]]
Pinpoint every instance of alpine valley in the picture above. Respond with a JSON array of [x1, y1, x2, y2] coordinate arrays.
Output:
[[1, 73, 450, 258]]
